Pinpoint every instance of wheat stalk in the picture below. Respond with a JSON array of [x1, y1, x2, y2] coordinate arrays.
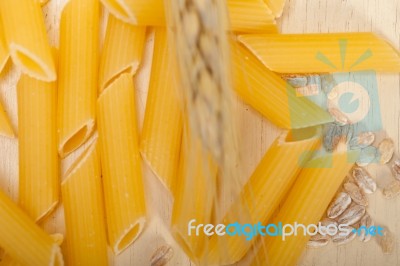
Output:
[[167, 0, 240, 219], [169, 0, 235, 166]]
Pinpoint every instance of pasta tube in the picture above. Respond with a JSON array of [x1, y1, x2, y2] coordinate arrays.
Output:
[[0, 0, 56, 81], [37, 0, 50, 6], [171, 128, 218, 262], [0, 19, 9, 74], [206, 127, 321, 265], [99, 14, 146, 92], [140, 28, 182, 191], [100, 0, 165, 26], [97, 74, 146, 254], [62, 139, 108, 266], [0, 234, 63, 266], [0, 188, 63, 266], [17, 72, 58, 222], [57, 0, 99, 158], [228, 0, 277, 33], [100, 0, 277, 32], [231, 40, 333, 129], [238, 33, 400, 73], [264, 0, 287, 17], [252, 151, 358, 266], [0, 102, 14, 138]]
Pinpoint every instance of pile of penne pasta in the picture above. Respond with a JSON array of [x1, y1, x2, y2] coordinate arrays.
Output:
[[0, 0, 400, 265]]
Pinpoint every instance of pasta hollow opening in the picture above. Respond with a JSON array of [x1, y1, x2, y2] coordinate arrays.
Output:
[[116, 220, 144, 253], [102, 0, 133, 23], [61, 125, 89, 156], [103, 66, 132, 91], [14, 49, 47, 79]]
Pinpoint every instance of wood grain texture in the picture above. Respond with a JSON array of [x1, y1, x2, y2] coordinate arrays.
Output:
[[0, 0, 399, 265]]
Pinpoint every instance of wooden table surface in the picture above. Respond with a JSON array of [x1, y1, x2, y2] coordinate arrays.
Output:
[[0, 0, 399, 265]]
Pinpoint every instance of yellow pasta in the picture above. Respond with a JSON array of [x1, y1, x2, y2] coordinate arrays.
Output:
[[0, 188, 63, 266], [100, 0, 165, 26], [97, 74, 146, 254], [206, 127, 321, 265], [0, 19, 9, 74], [101, 0, 277, 32], [0, 0, 56, 81], [57, 0, 99, 158], [238, 33, 400, 73], [99, 14, 146, 92], [140, 28, 182, 191], [172, 128, 218, 262], [0, 234, 63, 266], [228, 0, 277, 33], [17, 72, 58, 222], [231, 40, 333, 129], [264, 0, 287, 17], [62, 139, 108, 266], [37, 0, 50, 6], [0, 102, 14, 138], [251, 151, 358, 266]]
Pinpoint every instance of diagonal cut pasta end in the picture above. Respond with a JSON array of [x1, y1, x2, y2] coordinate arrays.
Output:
[[10, 44, 56, 82]]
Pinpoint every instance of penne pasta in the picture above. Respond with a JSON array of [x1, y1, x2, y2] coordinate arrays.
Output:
[[238, 33, 400, 73], [97, 74, 146, 254], [0, 19, 9, 74], [100, 0, 165, 26], [0, 188, 63, 266], [62, 138, 108, 266], [99, 14, 146, 92], [37, 0, 50, 6], [228, 0, 277, 33], [101, 0, 277, 32], [264, 0, 287, 17], [140, 28, 182, 191], [0, 0, 56, 81], [57, 0, 99, 158], [206, 127, 321, 265], [0, 234, 63, 266], [252, 150, 358, 266], [0, 101, 14, 138], [17, 71, 59, 222], [231, 40, 333, 129], [171, 128, 218, 263]]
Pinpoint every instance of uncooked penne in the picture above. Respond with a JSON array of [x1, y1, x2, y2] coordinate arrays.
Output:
[[62, 139, 108, 266], [252, 151, 358, 266], [264, 0, 287, 17], [228, 0, 277, 33], [231, 40, 333, 129], [0, 188, 63, 266], [57, 0, 99, 158], [100, 0, 165, 26], [0, 234, 63, 266], [101, 0, 277, 32], [37, 0, 50, 6], [0, 101, 14, 138], [140, 28, 182, 191], [206, 127, 321, 265], [17, 72, 58, 221], [172, 128, 218, 263], [0, 19, 9, 74], [99, 14, 146, 92], [239, 33, 400, 73], [97, 74, 146, 254], [0, 0, 56, 81]]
